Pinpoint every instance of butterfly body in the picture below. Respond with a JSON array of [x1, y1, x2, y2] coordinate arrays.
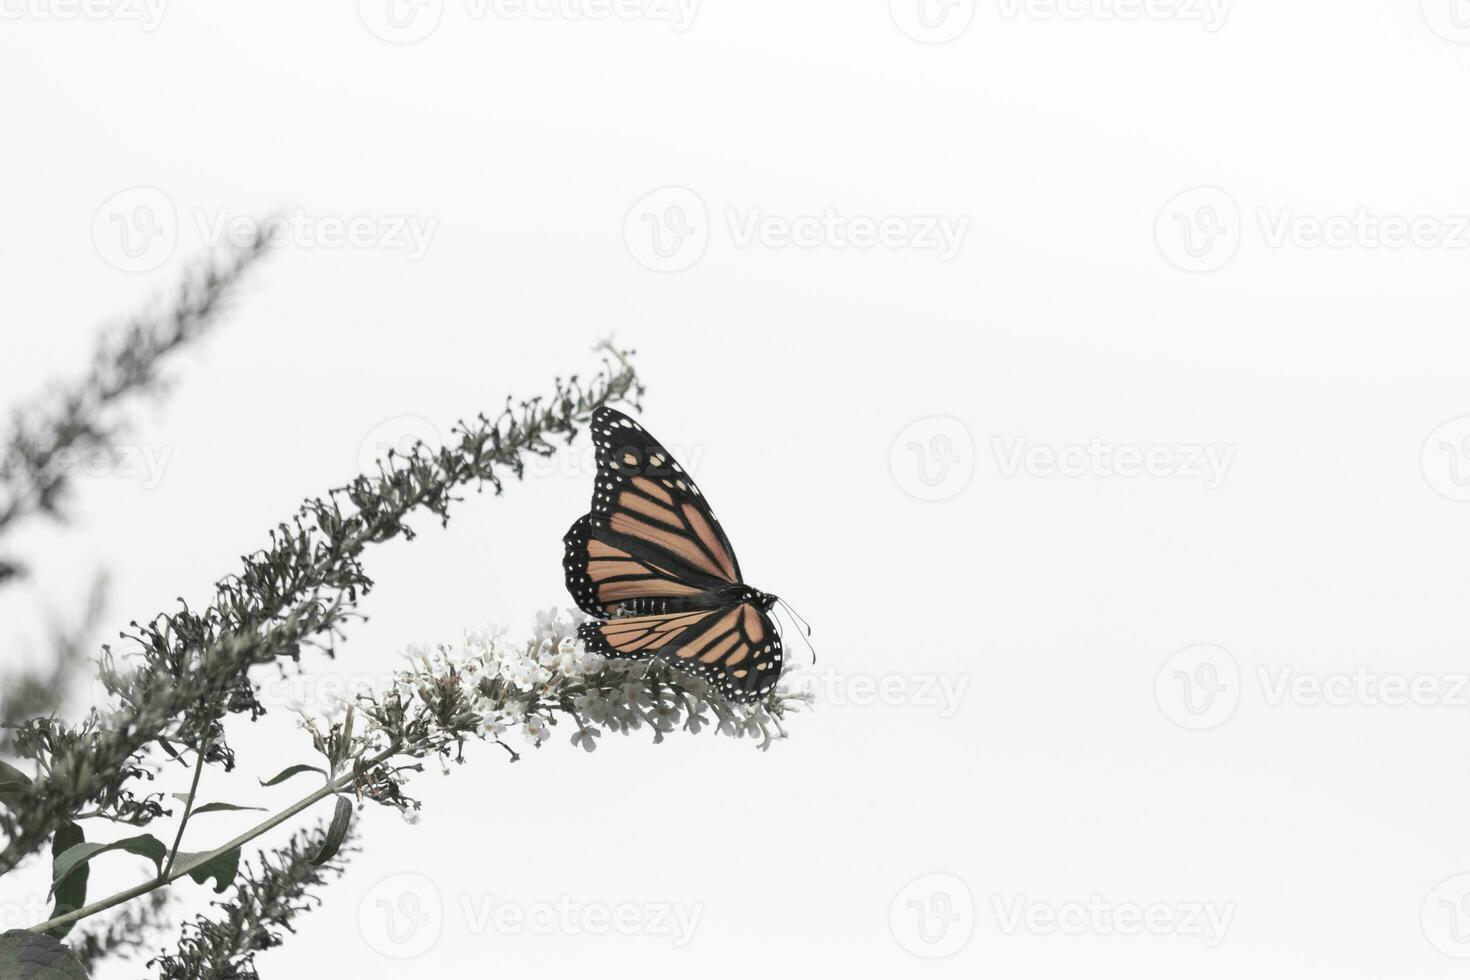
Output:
[[613, 585, 778, 619], [562, 407, 785, 703]]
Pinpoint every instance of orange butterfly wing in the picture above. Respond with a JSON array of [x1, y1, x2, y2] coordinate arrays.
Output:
[[578, 602, 784, 704], [564, 407, 743, 617], [563, 407, 785, 704]]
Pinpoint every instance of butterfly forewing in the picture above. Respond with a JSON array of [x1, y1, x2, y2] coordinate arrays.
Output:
[[589, 408, 742, 582], [563, 514, 710, 617], [563, 407, 743, 616], [578, 602, 784, 703]]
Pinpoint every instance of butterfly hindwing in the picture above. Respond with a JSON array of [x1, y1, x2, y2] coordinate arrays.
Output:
[[578, 602, 784, 704]]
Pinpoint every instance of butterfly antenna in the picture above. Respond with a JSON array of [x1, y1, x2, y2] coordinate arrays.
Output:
[[777, 598, 816, 664]]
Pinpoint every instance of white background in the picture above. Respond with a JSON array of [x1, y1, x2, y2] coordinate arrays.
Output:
[[4, 0, 1470, 976]]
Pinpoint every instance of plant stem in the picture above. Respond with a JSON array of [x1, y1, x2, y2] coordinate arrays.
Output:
[[27, 744, 398, 936], [0, 353, 638, 880], [160, 739, 210, 880]]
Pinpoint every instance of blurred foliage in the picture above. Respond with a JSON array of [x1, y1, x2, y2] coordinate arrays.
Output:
[[0, 230, 645, 977]]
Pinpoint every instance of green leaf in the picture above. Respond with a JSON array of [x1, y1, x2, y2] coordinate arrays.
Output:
[[259, 764, 327, 788], [50, 835, 168, 898], [46, 824, 88, 940], [312, 796, 353, 866], [0, 930, 89, 979], [175, 848, 241, 894], [0, 760, 31, 815], [169, 796, 265, 817], [188, 802, 268, 817], [49, 829, 242, 901]]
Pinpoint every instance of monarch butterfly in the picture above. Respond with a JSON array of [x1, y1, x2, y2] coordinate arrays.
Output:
[[563, 406, 785, 703]]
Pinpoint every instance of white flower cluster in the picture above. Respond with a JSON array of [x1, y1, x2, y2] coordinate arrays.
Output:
[[316, 608, 807, 821], [385, 608, 808, 759]]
